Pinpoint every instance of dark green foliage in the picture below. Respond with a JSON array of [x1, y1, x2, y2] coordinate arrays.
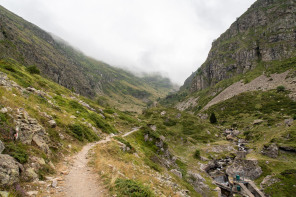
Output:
[[68, 123, 99, 142], [4, 65, 16, 72], [210, 112, 217, 124], [3, 142, 29, 164], [103, 108, 115, 114], [163, 118, 177, 126], [26, 65, 40, 74], [294, 115, 296, 120], [276, 85, 285, 92], [119, 113, 136, 123], [89, 113, 117, 134], [193, 149, 201, 159], [114, 178, 153, 197], [68, 100, 87, 112]]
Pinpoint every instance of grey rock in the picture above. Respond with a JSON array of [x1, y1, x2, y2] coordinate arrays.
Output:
[[284, 118, 294, 127], [262, 143, 279, 158], [226, 159, 262, 180], [260, 175, 280, 189], [170, 169, 182, 179], [52, 179, 58, 188], [48, 120, 57, 128], [0, 140, 4, 154], [0, 108, 8, 114], [0, 154, 23, 186], [23, 168, 38, 181], [160, 111, 166, 116], [27, 191, 38, 196], [253, 119, 264, 125], [0, 191, 10, 197]]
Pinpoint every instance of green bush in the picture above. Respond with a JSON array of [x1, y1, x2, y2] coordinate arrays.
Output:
[[4, 65, 16, 72], [277, 85, 285, 92], [26, 65, 40, 74], [115, 178, 153, 197], [293, 115, 296, 120], [68, 123, 99, 142], [194, 149, 201, 159], [3, 142, 29, 164], [210, 112, 217, 124], [103, 108, 115, 114]]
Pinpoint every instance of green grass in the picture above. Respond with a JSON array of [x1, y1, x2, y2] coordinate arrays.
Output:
[[68, 123, 99, 142], [114, 178, 154, 197]]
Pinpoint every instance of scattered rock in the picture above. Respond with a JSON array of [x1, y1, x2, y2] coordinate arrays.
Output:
[[284, 118, 294, 127], [160, 111, 166, 116], [260, 175, 280, 189], [253, 119, 264, 125], [226, 159, 262, 180], [70, 115, 76, 119], [0, 140, 4, 154], [0, 154, 23, 186], [262, 143, 279, 158], [52, 179, 58, 188], [23, 168, 38, 181], [0, 191, 10, 197], [48, 120, 57, 128], [0, 108, 8, 114], [170, 169, 182, 179], [187, 171, 209, 195], [27, 191, 38, 196]]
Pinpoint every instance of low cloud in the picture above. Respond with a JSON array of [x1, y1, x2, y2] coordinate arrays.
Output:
[[0, 0, 255, 85]]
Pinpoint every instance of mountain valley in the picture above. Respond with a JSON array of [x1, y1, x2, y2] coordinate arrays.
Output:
[[0, 0, 296, 197]]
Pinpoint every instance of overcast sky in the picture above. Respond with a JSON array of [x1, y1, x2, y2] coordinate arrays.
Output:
[[0, 0, 255, 85]]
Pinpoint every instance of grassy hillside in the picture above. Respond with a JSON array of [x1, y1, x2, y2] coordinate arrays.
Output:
[[0, 5, 175, 113]]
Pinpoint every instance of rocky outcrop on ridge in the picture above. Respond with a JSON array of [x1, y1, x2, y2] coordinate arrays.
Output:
[[188, 0, 296, 92]]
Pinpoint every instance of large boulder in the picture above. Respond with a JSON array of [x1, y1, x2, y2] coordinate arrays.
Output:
[[187, 171, 209, 196], [226, 159, 262, 180], [0, 154, 23, 186], [0, 140, 4, 154], [261, 143, 278, 158]]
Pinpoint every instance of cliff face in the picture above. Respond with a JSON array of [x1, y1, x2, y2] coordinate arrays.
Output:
[[189, 0, 296, 92]]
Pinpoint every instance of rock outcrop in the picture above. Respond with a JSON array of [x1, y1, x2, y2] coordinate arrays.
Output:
[[262, 143, 279, 158], [187, 0, 296, 92], [226, 159, 262, 180], [15, 108, 51, 154], [0, 154, 23, 186]]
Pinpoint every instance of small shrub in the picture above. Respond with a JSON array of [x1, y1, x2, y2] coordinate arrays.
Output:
[[38, 164, 55, 180], [103, 108, 115, 114], [194, 149, 201, 159], [293, 114, 296, 120], [3, 142, 29, 164], [4, 65, 16, 72], [68, 123, 99, 142], [277, 85, 285, 92], [114, 178, 153, 197], [26, 65, 40, 74], [210, 112, 217, 124]]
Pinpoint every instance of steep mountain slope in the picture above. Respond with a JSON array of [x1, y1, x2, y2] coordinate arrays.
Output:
[[156, 0, 296, 196], [184, 0, 296, 92], [0, 5, 175, 112]]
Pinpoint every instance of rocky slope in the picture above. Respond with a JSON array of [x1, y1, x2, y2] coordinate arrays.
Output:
[[186, 0, 296, 92], [0, 5, 175, 112]]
